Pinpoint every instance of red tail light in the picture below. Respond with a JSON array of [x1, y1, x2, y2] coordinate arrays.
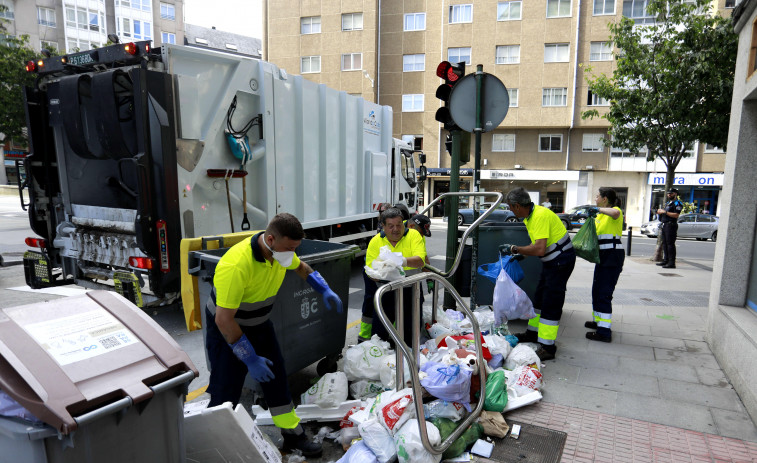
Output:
[[156, 220, 170, 273], [25, 237, 46, 248], [129, 256, 154, 269], [145, 43, 150, 53], [25, 60, 36, 72], [124, 42, 137, 55]]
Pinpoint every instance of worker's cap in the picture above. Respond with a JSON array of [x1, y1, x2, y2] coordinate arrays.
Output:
[[410, 214, 432, 237], [667, 188, 679, 194]]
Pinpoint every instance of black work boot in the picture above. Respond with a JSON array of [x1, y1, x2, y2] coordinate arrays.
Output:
[[584, 321, 598, 329], [662, 261, 676, 269], [534, 343, 556, 361], [282, 430, 323, 458], [656, 261, 668, 266], [586, 331, 612, 343], [514, 330, 537, 343]]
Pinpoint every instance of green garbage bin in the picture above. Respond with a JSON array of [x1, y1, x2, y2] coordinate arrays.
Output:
[[188, 238, 358, 376]]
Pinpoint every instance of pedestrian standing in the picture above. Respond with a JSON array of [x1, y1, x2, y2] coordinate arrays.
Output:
[[656, 188, 683, 269], [500, 187, 576, 361], [204, 213, 342, 457], [585, 187, 625, 343]]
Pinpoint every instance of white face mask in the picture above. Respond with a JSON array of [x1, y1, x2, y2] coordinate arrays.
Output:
[[263, 236, 295, 267]]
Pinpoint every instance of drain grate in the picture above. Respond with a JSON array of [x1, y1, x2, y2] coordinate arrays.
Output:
[[485, 421, 567, 463]]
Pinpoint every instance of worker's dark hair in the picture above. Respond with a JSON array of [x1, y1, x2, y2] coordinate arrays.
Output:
[[393, 203, 411, 221], [267, 213, 305, 240], [598, 187, 618, 207], [380, 208, 404, 224], [505, 187, 533, 207]]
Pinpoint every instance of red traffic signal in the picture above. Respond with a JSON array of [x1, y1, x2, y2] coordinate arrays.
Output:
[[436, 61, 464, 84]]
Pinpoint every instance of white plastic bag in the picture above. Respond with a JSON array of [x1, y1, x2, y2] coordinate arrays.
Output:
[[394, 419, 442, 463], [423, 400, 466, 422], [507, 365, 543, 397], [344, 335, 394, 381], [379, 355, 411, 390], [492, 268, 536, 324], [337, 440, 379, 463], [365, 246, 406, 281], [377, 388, 416, 434], [300, 372, 349, 408], [359, 418, 397, 463], [483, 334, 513, 359], [504, 343, 541, 371], [350, 380, 386, 400]]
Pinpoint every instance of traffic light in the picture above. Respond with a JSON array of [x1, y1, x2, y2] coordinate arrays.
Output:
[[443, 132, 471, 163], [435, 61, 465, 131]]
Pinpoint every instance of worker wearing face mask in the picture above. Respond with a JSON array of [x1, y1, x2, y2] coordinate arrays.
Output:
[[204, 213, 342, 457]]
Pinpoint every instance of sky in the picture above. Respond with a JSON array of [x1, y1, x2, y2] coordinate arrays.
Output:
[[184, 0, 263, 38]]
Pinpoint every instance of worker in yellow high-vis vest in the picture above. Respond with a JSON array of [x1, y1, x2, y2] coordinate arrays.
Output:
[[205, 213, 342, 457], [584, 187, 625, 343], [501, 187, 576, 361]]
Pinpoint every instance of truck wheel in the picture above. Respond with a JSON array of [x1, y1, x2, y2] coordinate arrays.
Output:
[[506, 217, 518, 223], [711, 231, 717, 242], [457, 214, 464, 226]]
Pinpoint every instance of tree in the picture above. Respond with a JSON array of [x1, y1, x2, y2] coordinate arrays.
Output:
[[0, 15, 44, 141], [582, 0, 738, 193]]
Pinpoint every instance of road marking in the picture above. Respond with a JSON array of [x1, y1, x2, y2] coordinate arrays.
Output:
[[185, 384, 208, 402], [430, 255, 446, 260], [349, 287, 361, 294], [346, 319, 360, 330]]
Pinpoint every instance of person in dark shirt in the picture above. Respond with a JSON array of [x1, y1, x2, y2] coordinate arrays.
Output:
[[656, 188, 683, 269]]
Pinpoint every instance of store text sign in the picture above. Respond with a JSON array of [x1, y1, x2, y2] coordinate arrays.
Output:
[[648, 173, 723, 186]]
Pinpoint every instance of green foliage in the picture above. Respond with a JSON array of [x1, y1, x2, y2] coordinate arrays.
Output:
[[681, 201, 698, 213], [0, 33, 44, 141], [582, 0, 738, 190]]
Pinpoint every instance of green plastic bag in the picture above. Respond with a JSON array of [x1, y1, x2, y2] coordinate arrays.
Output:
[[572, 218, 600, 263], [432, 417, 484, 460], [483, 370, 508, 412]]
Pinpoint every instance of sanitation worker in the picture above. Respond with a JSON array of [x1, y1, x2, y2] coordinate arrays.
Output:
[[204, 213, 342, 457], [500, 187, 576, 361], [361, 207, 426, 344]]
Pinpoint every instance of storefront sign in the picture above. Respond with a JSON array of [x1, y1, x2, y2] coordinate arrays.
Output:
[[481, 170, 580, 181], [3, 150, 28, 159], [647, 173, 723, 186], [425, 168, 473, 177]]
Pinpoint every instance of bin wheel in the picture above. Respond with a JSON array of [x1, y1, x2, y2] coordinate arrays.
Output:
[[316, 353, 342, 377]]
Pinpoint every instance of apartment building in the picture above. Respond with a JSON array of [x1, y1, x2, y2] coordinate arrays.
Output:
[[264, 0, 734, 227]]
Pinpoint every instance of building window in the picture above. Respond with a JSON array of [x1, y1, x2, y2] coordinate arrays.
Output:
[[402, 94, 424, 112], [38, 7, 56, 27], [342, 13, 363, 31], [498, 1, 522, 20], [547, 0, 572, 17], [67, 7, 104, 32], [131, 19, 152, 40], [160, 3, 175, 20], [404, 13, 426, 31], [704, 144, 724, 153], [448, 47, 472, 65], [539, 134, 563, 152], [301, 56, 321, 73], [594, 0, 615, 15], [342, 53, 362, 71], [403, 54, 425, 72], [588, 90, 610, 106], [725, 0, 736, 7], [40, 40, 58, 51], [449, 4, 473, 23], [508, 88, 519, 107], [66, 38, 100, 52], [301, 16, 321, 34], [543, 88, 568, 106], [492, 134, 516, 152], [161, 32, 176, 44], [544, 43, 570, 62], [194, 37, 208, 45], [582, 134, 605, 152], [0, 0, 14, 19], [590, 41, 612, 61], [622, 0, 655, 24], [496, 45, 520, 64], [119, 0, 151, 12]]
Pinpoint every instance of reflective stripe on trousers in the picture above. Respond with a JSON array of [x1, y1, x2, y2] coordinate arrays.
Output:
[[530, 250, 576, 344], [541, 233, 574, 262]]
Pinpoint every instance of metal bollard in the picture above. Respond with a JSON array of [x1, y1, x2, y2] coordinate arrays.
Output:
[[627, 226, 632, 256]]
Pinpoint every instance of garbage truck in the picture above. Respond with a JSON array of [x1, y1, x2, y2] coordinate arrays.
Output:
[[19, 41, 425, 306]]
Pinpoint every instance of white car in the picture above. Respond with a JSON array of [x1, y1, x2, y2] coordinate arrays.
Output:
[[641, 214, 719, 241]]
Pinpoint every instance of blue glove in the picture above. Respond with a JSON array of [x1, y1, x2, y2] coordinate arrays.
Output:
[[230, 334, 274, 383], [307, 271, 343, 313], [588, 207, 599, 217], [499, 244, 515, 256]]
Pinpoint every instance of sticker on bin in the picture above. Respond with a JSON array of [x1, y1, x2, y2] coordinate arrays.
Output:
[[16, 308, 139, 366]]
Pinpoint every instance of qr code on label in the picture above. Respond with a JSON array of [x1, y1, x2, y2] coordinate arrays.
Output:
[[99, 336, 121, 349]]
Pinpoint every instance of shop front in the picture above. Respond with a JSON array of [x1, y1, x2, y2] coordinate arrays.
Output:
[[480, 170, 581, 213], [425, 168, 473, 217], [646, 172, 724, 220], [2, 147, 28, 186]]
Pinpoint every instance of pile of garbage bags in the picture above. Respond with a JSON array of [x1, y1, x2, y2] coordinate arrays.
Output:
[[299, 306, 545, 463]]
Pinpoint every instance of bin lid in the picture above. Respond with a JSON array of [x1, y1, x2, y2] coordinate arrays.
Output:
[[0, 291, 198, 435]]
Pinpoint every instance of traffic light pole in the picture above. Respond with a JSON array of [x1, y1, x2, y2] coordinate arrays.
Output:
[[469, 65, 484, 311], [443, 130, 462, 310]]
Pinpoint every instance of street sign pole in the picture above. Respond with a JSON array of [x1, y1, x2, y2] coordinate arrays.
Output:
[[470, 65, 484, 311], [444, 130, 462, 310]]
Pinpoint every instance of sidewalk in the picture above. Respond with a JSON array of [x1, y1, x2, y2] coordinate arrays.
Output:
[[503, 255, 757, 461]]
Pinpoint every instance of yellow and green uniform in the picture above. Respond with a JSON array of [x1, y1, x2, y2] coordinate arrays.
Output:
[[592, 207, 625, 334], [523, 205, 576, 347], [359, 228, 427, 341], [205, 231, 302, 429]]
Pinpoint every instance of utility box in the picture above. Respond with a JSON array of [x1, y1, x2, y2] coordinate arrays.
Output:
[[0, 291, 198, 463], [188, 238, 358, 375]]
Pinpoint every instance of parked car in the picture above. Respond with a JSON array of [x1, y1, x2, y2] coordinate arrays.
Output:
[[556, 204, 594, 230], [641, 213, 719, 241], [445, 202, 518, 225]]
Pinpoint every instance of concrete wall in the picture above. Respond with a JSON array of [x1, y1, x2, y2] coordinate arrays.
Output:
[[707, 0, 757, 424]]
